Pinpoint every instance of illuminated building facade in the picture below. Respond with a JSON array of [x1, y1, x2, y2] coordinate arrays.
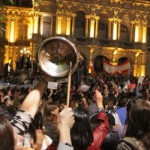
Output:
[[0, 0, 150, 76]]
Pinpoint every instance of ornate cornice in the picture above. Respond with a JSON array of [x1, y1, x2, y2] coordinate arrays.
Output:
[[3, 6, 34, 17]]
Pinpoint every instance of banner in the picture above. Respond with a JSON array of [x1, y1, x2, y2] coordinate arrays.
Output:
[[103, 59, 131, 74], [0, 81, 35, 89]]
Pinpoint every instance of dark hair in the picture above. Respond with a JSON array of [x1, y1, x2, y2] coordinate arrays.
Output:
[[126, 100, 150, 149], [71, 106, 93, 150], [117, 94, 127, 108], [0, 104, 16, 121], [43, 102, 58, 121], [0, 116, 15, 150]]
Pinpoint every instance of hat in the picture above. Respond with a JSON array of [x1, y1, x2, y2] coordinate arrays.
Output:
[[88, 103, 99, 118]]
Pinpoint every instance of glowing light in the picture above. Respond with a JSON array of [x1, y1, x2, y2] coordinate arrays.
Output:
[[113, 50, 118, 55], [56, 16, 62, 34], [135, 52, 140, 57], [142, 26, 147, 43], [33, 16, 39, 34], [66, 17, 71, 35], [10, 20, 15, 42], [135, 25, 139, 42], [141, 65, 145, 76], [113, 21, 117, 40], [27, 17, 33, 39], [40, 16, 43, 36], [88, 68, 91, 73], [90, 19, 95, 38], [88, 62, 93, 74]]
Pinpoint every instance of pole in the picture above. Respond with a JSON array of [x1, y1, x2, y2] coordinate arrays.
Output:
[[66, 62, 72, 106]]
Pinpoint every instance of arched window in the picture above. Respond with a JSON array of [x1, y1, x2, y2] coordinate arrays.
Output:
[[118, 57, 129, 65], [94, 55, 109, 74]]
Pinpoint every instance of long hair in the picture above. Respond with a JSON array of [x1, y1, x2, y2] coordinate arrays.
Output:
[[0, 116, 15, 150], [126, 100, 150, 149], [71, 106, 93, 150]]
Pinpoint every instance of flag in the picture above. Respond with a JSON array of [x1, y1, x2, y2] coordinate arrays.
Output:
[[103, 59, 131, 74]]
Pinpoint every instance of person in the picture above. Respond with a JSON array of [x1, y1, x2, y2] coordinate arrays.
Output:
[[46, 106, 75, 150], [104, 99, 121, 126], [117, 99, 150, 150], [71, 106, 93, 150], [59, 89, 109, 150], [43, 102, 60, 145], [3, 95, 13, 106], [115, 95, 127, 126], [0, 77, 48, 150], [101, 112, 120, 150], [0, 115, 15, 150]]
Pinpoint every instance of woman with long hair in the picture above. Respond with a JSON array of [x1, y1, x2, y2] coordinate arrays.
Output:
[[0, 116, 14, 150], [117, 99, 150, 150], [70, 90, 109, 150]]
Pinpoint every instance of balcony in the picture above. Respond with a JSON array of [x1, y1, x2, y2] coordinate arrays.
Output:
[[73, 36, 142, 50]]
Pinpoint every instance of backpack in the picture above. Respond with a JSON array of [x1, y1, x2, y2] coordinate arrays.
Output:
[[117, 137, 144, 150]]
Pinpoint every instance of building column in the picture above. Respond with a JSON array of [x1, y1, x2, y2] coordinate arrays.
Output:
[[33, 13, 39, 34], [90, 17, 95, 38], [28, 16, 33, 40], [133, 57, 138, 76], [40, 16, 44, 35], [140, 65, 146, 76], [4, 46, 9, 64], [10, 18, 15, 43], [85, 15, 90, 37], [108, 18, 113, 40], [50, 16, 53, 36], [129, 21, 134, 42], [14, 17, 19, 42], [95, 16, 100, 38], [56, 14, 62, 35], [134, 21, 140, 42], [141, 22, 147, 43], [71, 14, 76, 36], [117, 19, 121, 40], [66, 16, 71, 35], [112, 19, 118, 40], [140, 53, 146, 76]]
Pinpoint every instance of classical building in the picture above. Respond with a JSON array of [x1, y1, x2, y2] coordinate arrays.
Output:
[[0, 0, 150, 76]]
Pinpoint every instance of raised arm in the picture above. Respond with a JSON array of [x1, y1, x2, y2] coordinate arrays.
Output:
[[95, 89, 104, 109], [11, 78, 48, 135], [57, 106, 75, 150], [21, 79, 47, 118]]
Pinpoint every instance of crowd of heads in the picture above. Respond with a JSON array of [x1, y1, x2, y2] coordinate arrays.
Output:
[[0, 69, 150, 150]]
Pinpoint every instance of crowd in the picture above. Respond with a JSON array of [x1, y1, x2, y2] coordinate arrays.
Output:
[[0, 68, 150, 150]]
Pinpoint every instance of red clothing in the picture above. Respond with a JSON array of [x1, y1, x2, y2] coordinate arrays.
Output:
[[87, 112, 109, 150], [46, 112, 109, 150], [46, 143, 57, 150]]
